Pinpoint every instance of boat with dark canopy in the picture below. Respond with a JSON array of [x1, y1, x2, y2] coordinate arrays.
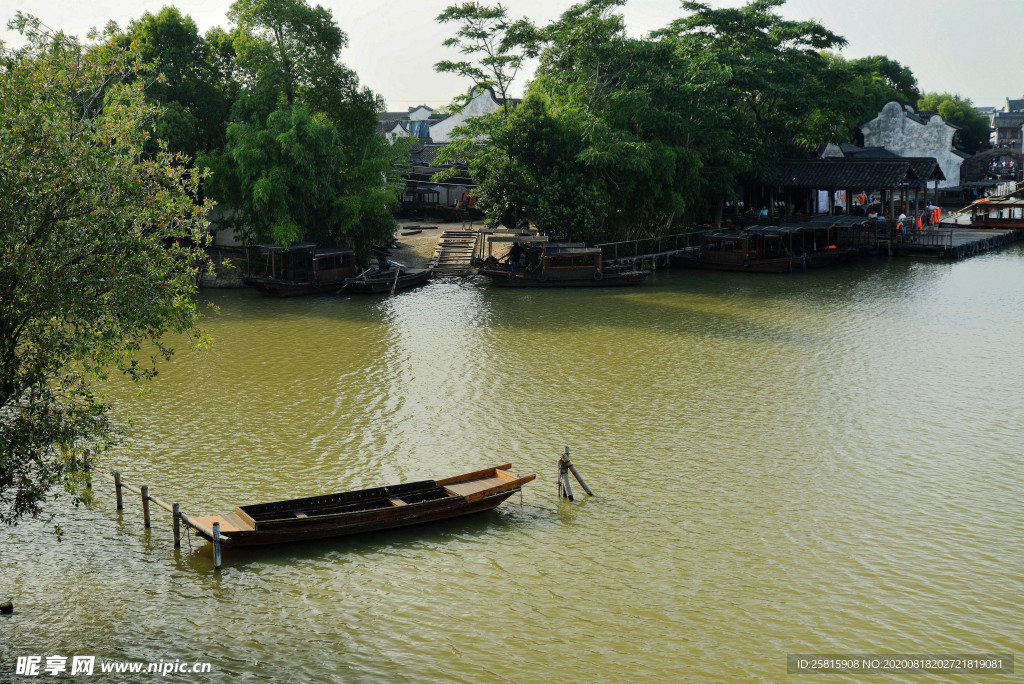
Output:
[[190, 465, 535, 547], [476, 235, 648, 287], [244, 243, 358, 297]]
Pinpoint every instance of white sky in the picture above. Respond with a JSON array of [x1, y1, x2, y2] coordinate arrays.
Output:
[[2, 0, 1021, 111]]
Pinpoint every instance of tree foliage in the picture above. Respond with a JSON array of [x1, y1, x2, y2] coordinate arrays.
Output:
[[126, 7, 232, 158], [822, 53, 920, 141], [918, 92, 990, 152], [0, 14, 211, 525], [435, 3, 537, 116], [200, 0, 401, 254], [219, 105, 407, 252]]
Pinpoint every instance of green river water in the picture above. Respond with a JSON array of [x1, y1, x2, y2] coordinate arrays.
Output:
[[3, 248, 1022, 682]]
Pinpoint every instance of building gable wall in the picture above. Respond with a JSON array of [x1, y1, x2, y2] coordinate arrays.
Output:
[[860, 101, 961, 187]]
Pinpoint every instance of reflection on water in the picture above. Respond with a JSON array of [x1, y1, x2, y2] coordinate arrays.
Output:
[[4, 249, 1023, 681]]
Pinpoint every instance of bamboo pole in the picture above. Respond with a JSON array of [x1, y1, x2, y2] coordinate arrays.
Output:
[[172, 503, 181, 548], [561, 447, 594, 497], [212, 522, 222, 570], [95, 469, 215, 544], [141, 485, 151, 528], [113, 472, 123, 510], [558, 460, 574, 501]]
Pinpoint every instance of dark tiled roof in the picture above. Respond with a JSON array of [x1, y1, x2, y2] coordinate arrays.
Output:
[[994, 112, 1024, 126], [773, 159, 918, 189], [903, 157, 946, 182], [839, 144, 901, 159]]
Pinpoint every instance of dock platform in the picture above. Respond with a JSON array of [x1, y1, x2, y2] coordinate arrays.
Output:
[[428, 230, 477, 276]]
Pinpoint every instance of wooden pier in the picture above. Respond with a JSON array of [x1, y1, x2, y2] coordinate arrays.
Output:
[[94, 470, 225, 570], [428, 230, 478, 276], [596, 219, 1024, 269], [895, 226, 1024, 259]]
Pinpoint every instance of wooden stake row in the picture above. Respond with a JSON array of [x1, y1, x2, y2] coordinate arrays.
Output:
[[95, 470, 222, 570], [557, 446, 593, 501]]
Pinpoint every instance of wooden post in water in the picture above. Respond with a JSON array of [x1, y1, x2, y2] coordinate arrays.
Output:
[[172, 503, 181, 548], [561, 446, 594, 497], [141, 485, 151, 528], [113, 472, 123, 510], [212, 522, 222, 570], [558, 458, 574, 501]]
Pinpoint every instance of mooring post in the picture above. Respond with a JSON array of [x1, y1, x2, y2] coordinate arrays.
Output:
[[140, 486, 151, 528], [113, 472, 123, 510], [172, 503, 181, 548], [84, 450, 92, 490], [561, 446, 594, 497], [558, 458, 574, 501], [212, 522, 222, 570]]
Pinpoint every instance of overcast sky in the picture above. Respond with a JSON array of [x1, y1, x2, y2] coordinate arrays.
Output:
[[3, 0, 1020, 112]]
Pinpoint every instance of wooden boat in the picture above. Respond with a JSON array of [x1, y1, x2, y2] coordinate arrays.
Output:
[[245, 244, 358, 297], [477, 235, 648, 287], [671, 231, 800, 272], [190, 465, 535, 547], [344, 267, 431, 294], [950, 197, 1024, 229], [671, 225, 863, 272]]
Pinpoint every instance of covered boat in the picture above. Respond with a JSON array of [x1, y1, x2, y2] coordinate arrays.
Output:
[[190, 465, 535, 547], [954, 197, 1024, 229], [671, 231, 800, 272], [244, 244, 358, 297], [476, 235, 648, 287], [344, 266, 431, 294]]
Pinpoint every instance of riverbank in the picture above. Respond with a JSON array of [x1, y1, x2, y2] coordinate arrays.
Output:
[[198, 219, 482, 287]]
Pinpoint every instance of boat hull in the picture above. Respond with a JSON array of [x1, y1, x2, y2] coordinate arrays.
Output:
[[670, 253, 798, 273], [477, 268, 648, 287], [344, 268, 431, 294], [191, 465, 534, 547], [244, 277, 346, 297]]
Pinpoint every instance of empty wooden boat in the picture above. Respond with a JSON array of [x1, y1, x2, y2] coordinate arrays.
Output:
[[344, 267, 431, 294], [190, 465, 535, 547]]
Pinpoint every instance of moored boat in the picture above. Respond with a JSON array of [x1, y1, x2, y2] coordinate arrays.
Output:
[[190, 465, 535, 547], [950, 197, 1024, 229], [671, 231, 800, 272], [476, 235, 648, 287], [245, 244, 358, 296], [344, 267, 431, 294], [671, 224, 863, 272]]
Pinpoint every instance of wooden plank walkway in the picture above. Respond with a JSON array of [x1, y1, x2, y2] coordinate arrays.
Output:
[[428, 230, 478, 275]]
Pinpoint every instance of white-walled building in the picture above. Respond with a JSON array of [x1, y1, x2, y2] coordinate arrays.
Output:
[[859, 101, 967, 189]]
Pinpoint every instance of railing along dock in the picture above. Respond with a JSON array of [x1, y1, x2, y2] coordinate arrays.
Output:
[[93, 470, 223, 570]]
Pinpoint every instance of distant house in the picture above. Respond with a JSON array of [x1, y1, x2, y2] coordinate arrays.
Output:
[[427, 88, 520, 143], [858, 101, 968, 189], [991, 98, 1024, 151], [376, 88, 521, 218]]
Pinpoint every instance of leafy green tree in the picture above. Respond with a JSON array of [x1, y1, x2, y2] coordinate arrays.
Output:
[[435, 3, 537, 115], [220, 105, 407, 252], [203, 0, 402, 253], [228, 0, 380, 124], [127, 7, 231, 157], [432, 3, 538, 178], [0, 15, 211, 526], [439, 0, 735, 238], [822, 53, 920, 140], [658, 0, 847, 173], [918, 92, 990, 152], [472, 96, 604, 239]]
